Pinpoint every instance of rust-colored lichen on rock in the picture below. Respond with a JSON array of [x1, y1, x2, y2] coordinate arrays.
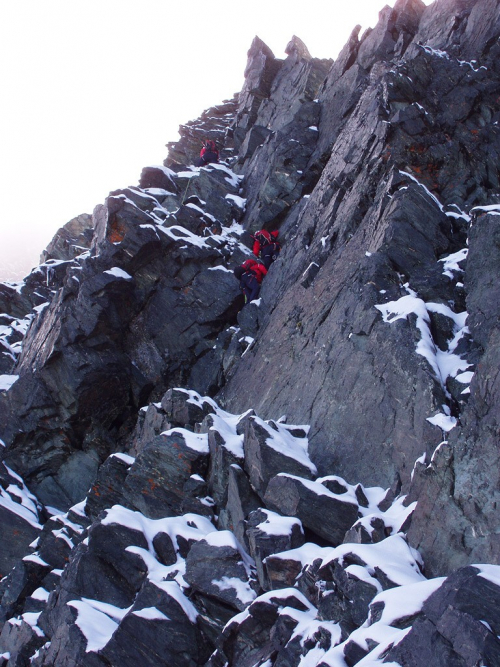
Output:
[[108, 218, 127, 244]]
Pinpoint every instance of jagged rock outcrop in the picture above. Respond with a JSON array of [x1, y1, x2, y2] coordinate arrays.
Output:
[[165, 97, 239, 168], [0, 389, 434, 666], [232, 35, 331, 229], [0, 164, 249, 510], [39, 213, 93, 264], [2, 0, 500, 663], [1, 215, 94, 359], [0, 257, 82, 376], [220, 0, 500, 503]]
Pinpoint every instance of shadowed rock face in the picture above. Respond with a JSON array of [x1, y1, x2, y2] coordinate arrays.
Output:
[[219, 0, 500, 507], [0, 165, 248, 509], [408, 209, 500, 573], [40, 214, 94, 264], [3, 1, 500, 664]]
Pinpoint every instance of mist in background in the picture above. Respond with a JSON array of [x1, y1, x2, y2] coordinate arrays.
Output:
[[0, 0, 432, 282]]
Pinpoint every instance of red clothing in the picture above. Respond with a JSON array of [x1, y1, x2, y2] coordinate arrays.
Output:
[[252, 230, 279, 257], [200, 146, 220, 159], [241, 259, 267, 283], [200, 140, 219, 163]]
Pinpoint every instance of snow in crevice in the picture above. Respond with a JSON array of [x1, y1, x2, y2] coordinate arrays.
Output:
[[0, 466, 43, 529], [419, 43, 487, 72], [211, 576, 256, 605], [67, 598, 130, 653], [375, 286, 471, 393], [103, 267, 133, 281], [470, 203, 500, 217], [376, 235, 472, 434], [225, 193, 247, 209], [439, 248, 468, 278]]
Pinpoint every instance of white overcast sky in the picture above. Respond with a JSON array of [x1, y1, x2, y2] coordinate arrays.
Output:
[[0, 0, 432, 281]]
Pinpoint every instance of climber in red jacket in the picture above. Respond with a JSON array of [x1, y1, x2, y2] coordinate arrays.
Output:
[[233, 259, 267, 305], [240, 258, 267, 284], [252, 229, 281, 270], [197, 139, 219, 166]]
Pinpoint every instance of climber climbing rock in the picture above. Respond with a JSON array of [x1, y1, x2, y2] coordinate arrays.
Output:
[[197, 139, 219, 166], [233, 261, 265, 305], [241, 258, 267, 283], [252, 229, 281, 269]]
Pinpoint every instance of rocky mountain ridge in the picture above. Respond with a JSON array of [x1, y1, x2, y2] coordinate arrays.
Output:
[[1, 0, 500, 664]]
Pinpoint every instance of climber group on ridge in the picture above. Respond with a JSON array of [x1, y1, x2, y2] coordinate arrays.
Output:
[[233, 229, 281, 306], [195, 139, 281, 308]]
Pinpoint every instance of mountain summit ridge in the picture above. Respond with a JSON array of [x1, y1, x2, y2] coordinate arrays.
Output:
[[1, 0, 500, 664]]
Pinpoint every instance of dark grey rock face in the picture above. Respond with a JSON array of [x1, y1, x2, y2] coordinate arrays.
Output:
[[40, 213, 93, 264], [246, 508, 304, 590], [161, 388, 215, 431], [101, 579, 211, 667], [218, 464, 261, 548], [219, 0, 500, 502], [0, 617, 45, 667], [185, 536, 257, 612], [232, 35, 331, 230], [0, 162, 246, 509], [85, 454, 134, 520], [232, 37, 283, 152], [123, 430, 211, 519], [3, 0, 500, 664], [264, 474, 359, 546], [408, 209, 500, 573], [385, 566, 500, 666], [241, 416, 316, 497]]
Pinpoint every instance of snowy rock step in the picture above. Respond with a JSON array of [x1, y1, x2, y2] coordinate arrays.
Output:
[[240, 415, 317, 498], [246, 508, 304, 590], [264, 473, 359, 546], [184, 530, 257, 613], [123, 429, 211, 520]]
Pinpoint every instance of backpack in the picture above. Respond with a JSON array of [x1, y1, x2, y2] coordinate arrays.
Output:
[[241, 258, 267, 283], [241, 259, 258, 271], [254, 230, 279, 247], [254, 230, 272, 247]]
